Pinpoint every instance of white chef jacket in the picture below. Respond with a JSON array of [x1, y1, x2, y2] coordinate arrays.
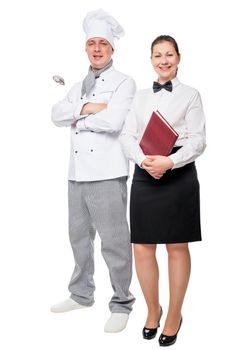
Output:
[[51, 66, 136, 181], [120, 77, 206, 169]]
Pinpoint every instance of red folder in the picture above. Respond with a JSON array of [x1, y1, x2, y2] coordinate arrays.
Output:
[[140, 110, 178, 156]]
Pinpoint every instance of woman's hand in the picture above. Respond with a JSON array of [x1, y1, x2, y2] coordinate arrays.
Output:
[[141, 155, 174, 179], [81, 102, 107, 115]]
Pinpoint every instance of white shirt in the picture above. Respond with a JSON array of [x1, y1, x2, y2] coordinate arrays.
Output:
[[51, 66, 136, 181], [120, 77, 206, 169]]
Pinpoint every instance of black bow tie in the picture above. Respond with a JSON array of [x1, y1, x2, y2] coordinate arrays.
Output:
[[153, 80, 173, 93]]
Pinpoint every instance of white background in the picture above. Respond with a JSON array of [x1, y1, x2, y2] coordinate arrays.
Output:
[[0, 0, 233, 349]]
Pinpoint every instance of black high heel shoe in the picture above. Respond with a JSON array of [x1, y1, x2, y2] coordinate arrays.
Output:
[[142, 306, 163, 340], [158, 317, 182, 347]]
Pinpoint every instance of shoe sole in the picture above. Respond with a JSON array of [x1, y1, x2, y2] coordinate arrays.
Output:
[[159, 338, 177, 347], [143, 334, 157, 340], [50, 305, 90, 313]]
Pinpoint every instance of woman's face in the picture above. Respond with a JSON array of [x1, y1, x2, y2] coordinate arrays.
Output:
[[151, 41, 180, 84]]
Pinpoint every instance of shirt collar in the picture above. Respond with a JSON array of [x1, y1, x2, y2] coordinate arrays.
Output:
[[171, 77, 180, 88], [151, 77, 180, 94], [98, 65, 114, 78]]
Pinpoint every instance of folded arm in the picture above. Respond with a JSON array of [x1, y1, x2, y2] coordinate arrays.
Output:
[[51, 83, 89, 127], [76, 78, 136, 133]]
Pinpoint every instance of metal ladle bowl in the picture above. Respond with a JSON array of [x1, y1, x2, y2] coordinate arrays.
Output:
[[52, 75, 65, 85]]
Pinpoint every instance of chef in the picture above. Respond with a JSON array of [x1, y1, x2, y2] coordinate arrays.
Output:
[[51, 9, 136, 333]]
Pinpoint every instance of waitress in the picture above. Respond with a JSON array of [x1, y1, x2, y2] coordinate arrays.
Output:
[[120, 35, 206, 346]]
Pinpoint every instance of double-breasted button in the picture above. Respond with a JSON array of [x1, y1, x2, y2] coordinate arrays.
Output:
[[75, 150, 78, 154]]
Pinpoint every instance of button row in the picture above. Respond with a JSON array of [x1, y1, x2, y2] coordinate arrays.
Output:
[[74, 149, 94, 153], [75, 131, 94, 134]]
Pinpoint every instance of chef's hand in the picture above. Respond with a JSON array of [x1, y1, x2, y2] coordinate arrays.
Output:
[[141, 156, 174, 179], [81, 102, 107, 115]]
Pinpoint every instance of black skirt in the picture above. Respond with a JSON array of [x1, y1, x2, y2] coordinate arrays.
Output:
[[130, 152, 202, 244]]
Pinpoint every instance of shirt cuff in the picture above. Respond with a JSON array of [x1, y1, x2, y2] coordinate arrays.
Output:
[[73, 96, 88, 120], [76, 118, 87, 131], [168, 153, 181, 169], [136, 153, 146, 168]]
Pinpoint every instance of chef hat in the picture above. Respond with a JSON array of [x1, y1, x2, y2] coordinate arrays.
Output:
[[83, 9, 125, 49]]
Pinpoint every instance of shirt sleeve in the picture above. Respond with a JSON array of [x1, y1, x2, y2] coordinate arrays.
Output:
[[119, 95, 146, 167], [51, 84, 87, 127], [76, 78, 136, 133], [169, 90, 206, 169]]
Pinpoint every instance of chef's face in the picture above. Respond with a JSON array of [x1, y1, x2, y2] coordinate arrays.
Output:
[[151, 41, 180, 84], [86, 37, 113, 70]]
